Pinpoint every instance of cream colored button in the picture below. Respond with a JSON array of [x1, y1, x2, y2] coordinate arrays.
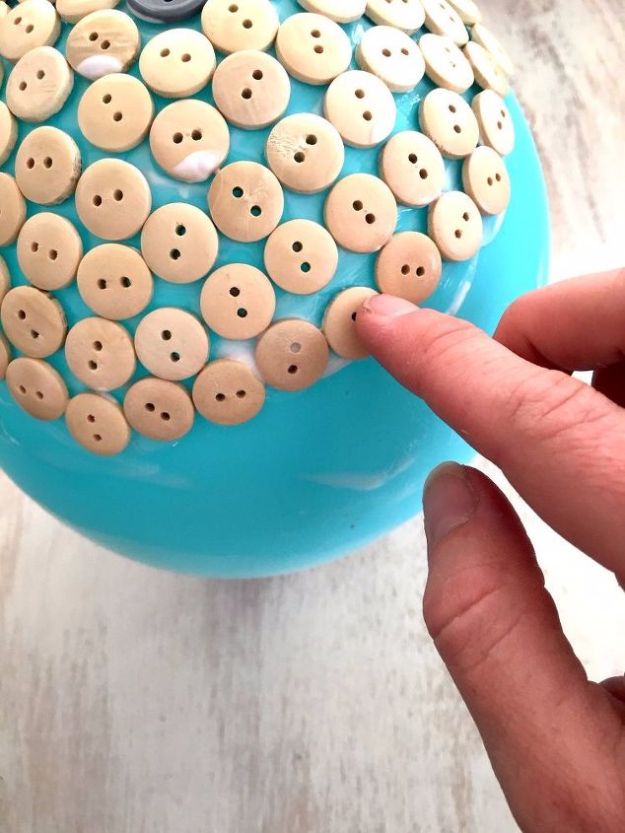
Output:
[[324, 70, 396, 148], [375, 231, 442, 302], [322, 286, 377, 360], [428, 190, 483, 261], [78, 74, 154, 152], [200, 263, 275, 340], [15, 126, 81, 205], [6, 46, 73, 123], [65, 317, 135, 390], [265, 114, 344, 193], [356, 25, 425, 93], [0, 173, 26, 246], [123, 377, 194, 441], [365, 0, 424, 33], [6, 357, 68, 420], [0, 256, 10, 306], [57, 0, 120, 24], [464, 40, 508, 97], [0, 0, 61, 62], [462, 145, 511, 216], [139, 28, 215, 98], [0, 102, 17, 166], [75, 159, 152, 241], [297, 0, 365, 23], [77, 244, 153, 320], [419, 87, 479, 158], [17, 213, 83, 290], [140, 203, 218, 284], [421, 0, 468, 46], [379, 130, 445, 207], [212, 50, 290, 130], [256, 319, 328, 391], [419, 32, 474, 93], [447, 0, 481, 24], [472, 89, 514, 156], [201, 0, 279, 54], [208, 161, 283, 242], [1, 285, 66, 357], [471, 22, 514, 77], [65, 393, 130, 456], [149, 99, 230, 184], [0, 3, 8, 20], [65, 9, 139, 79], [0, 334, 10, 379], [325, 173, 397, 253], [276, 12, 351, 85], [193, 359, 265, 425], [134, 308, 209, 381], [264, 219, 338, 295]]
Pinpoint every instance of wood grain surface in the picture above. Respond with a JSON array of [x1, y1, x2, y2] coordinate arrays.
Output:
[[2, 2, 625, 832]]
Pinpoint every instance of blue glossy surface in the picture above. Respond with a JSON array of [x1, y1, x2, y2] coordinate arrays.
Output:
[[0, 3, 549, 576]]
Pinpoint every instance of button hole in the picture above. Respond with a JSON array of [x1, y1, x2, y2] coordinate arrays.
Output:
[[290, 342, 301, 353], [314, 45, 324, 54], [102, 93, 112, 104], [288, 364, 298, 374], [87, 413, 96, 422], [250, 205, 262, 217], [241, 88, 252, 99], [30, 329, 39, 339], [160, 48, 170, 57], [191, 129, 202, 141], [232, 186, 244, 198], [113, 189, 123, 201], [362, 111, 372, 121], [416, 266, 425, 277], [97, 278, 107, 289], [292, 241, 303, 253], [88, 360, 98, 370], [170, 352, 181, 362], [401, 264, 410, 275], [120, 276, 132, 287], [93, 340, 103, 351], [170, 249, 181, 260], [101, 40, 110, 50], [181, 53, 191, 62], [242, 18, 252, 28], [236, 390, 246, 399], [160, 412, 171, 421], [49, 249, 57, 260], [365, 213, 376, 224], [229, 287, 240, 297], [300, 262, 311, 273], [215, 392, 226, 401], [175, 224, 186, 236], [173, 132, 183, 144], [236, 308, 248, 318], [93, 194, 102, 207], [354, 89, 365, 99], [352, 200, 363, 211], [252, 69, 263, 80], [161, 330, 172, 340], [294, 151, 305, 163]]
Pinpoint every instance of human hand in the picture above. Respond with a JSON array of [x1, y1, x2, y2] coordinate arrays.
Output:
[[356, 270, 625, 833]]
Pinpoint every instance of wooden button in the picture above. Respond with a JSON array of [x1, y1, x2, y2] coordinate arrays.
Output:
[[140, 203, 218, 284], [15, 126, 81, 205], [193, 359, 265, 425], [447, 0, 481, 24], [365, 0, 424, 33], [375, 231, 442, 302], [380, 130, 445, 207], [265, 113, 344, 193], [255, 319, 328, 391], [471, 22, 514, 77], [78, 74, 154, 152], [208, 161, 283, 242], [149, 99, 230, 183], [0, 255, 10, 306], [65, 317, 135, 390], [297, 0, 365, 23], [324, 173, 397, 253], [75, 159, 152, 241], [464, 40, 508, 97], [123, 377, 194, 441], [1, 285, 66, 357], [472, 89, 514, 156], [128, 0, 205, 24], [0, 0, 61, 62], [65, 392, 130, 456], [56, 0, 120, 25], [212, 49, 290, 130], [139, 28, 215, 98], [322, 286, 377, 359], [6, 357, 68, 420], [0, 102, 17, 166], [65, 9, 139, 80], [201, 0, 279, 54], [0, 334, 10, 380], [199, 263, 275, 340], [462, 145, 511, 216], [419, 87, 479, 159], [428, 190, 483, 261], [276, 12, 351, 85], [6, 46, 73, 123], [77, 244, 153, 320], [356, 25, 425, 93], [134, 308, 209, 381], [421, 0, 468, 46], [17, 213, 83, 290], [0, 173, 26, 246], [324, 70, 396, 148], [419, 32, 474, 93], [264, 219, 338, 295]]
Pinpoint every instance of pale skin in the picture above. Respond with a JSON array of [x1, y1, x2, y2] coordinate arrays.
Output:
[[356, 270, 625, 833]]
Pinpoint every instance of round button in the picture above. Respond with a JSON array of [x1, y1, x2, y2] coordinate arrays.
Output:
[[192, 359, 265, 425], [464, 40, 508, 97], [201, 0, 279, 54], [0, 256, 10, 306], [462, 145, 511, 215], [472, 89, 515, 156], [77, 244, 154, 320], [255, 319, 329, 391], [364, 0, 424, 33], [140, 203, 219, 284], [428, 190, 483, 261], [134, 308, 209, 381], [56, 0, 120, 24], [276, 12, 352, 85], [0, 102, 17, 167], [17, 213, 83, 290], [65, 317, 136, 390], [200, 263, 276, 340], [471, 23, 514, 77], [128, 0, 205, 23], [322, 286, 377, 359], [212, 50, 290, 130], [65, 9, 140, 80], [6, 357, 68, 420], [0, 173, 26, 246], [208, 161, 284, 242], [15, 126, 81, 205], [356, 25, 425, 93], [1, 285, 66, 357], [375, 231, 443, 302], [149, 99, 230, 183], [419, 32, 474, 93], [421, 0, 468, 46], [139, 28, 215, 98], [447, 0, 481, 24], [123, 378, 194, 441], [419, 87, 479, 159], [379, 131, 445, 207], [75, 159, 152, 241], [324, 173, 397, 253], [324, 70, 396, 148], [0, 0, 61, 62], [78, 74, 154, 152], [65, 393, 130, 457], [264, 219, 338, 295], [0, 334, 10, 380], [297, 0, 365, 23], [6, 46, 73, 123], [265, 113, 344, 193]]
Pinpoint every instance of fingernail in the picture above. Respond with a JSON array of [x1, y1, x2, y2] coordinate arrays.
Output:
[[361, 294, 417, 318], [423, 463, 478, 549]]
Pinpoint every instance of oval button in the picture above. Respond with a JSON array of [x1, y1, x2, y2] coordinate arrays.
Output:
[[201, 0, 279, 54], [421, 0, 468, 46], [134, 307, 209, 382], [264, 219, 338, 295], [65, 9, 140, 80], [324, 69, 396, 148], [324, 173, 397, 253], [192, 359, 266, 425], [419, 87, 479, 158], [1, 285, 66, 358], [276, 12, 352, 85], [212, 50, 291, 130], [78, 73, 154, 152], [462, 145, 511, 216], [124, 377, 194, 441], [6, 357, 68, 421], [75, 159, 152, 241], [77, 244, 154, 320], [200, 263, 276, 340], [379, 130, 445, 207], [65, 392, 130, 457], [17, 213, 83, 290], [471, 22, 514, 77], [15, 126, 81, 205], [265, 113, 344, 193], [471, 89, 514, 156], [464, 40, 508, 97], [322, 286, 377, 359], [139, 28, 215, 99], [208, 160, 284, 243], [428, 190, 483, 261], [6, 46, 73, 123], [419, 32, 474, 94], [65, 317, 136, 390], [375, 231, 443, 303], [141, 203, 219, 284]]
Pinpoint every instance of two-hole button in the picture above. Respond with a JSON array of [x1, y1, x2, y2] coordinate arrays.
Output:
[[208, 160, 284, 242], [419, 32, 474, 93], [65, 392, 131, 457], [255, 319, 329, 391], [375, 231, 443, 303], [322, 287, 378, 360], [139, 28, 215, 98], [134, 308, 210, 382], [66, 9, 140, 79], [380, 130, 446, 207], [264, 219, 338, 295], [356, 25, 425, 93], [324, 70, 396, 148], [77, 244, 154, 320], [464, 40, 509, 97], [0, 0, 61, 62], [124, 377, 195, 441], [324, 173, 397, 253], [141, 203, 219, 284], [6, 46, 73, 122], [276, 12, 352, 85], [212, 49, 290, 130], [419, 87, 479, 159], [200, 263, 275, 340], [78, 74, 154, 153], [75, 158, 152, 241], [192, 359, 266, 425], [462, 145, 511, 216], [428, 190, 483, 261], [6, 357, 69, 421], [65, 316, 136, 390], [17, 213, 83, 290], [422, 0, 469, 46], [1, 285, 66, 358], [15, 126, 81, 205], [472, 89, 515, 156], [265, 113, 344, 193], [201, 0, 279, 54]]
